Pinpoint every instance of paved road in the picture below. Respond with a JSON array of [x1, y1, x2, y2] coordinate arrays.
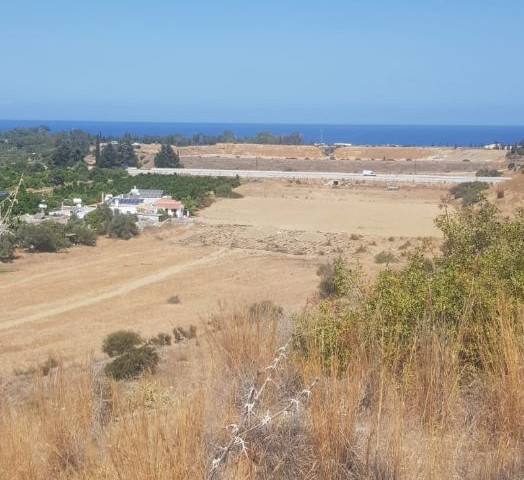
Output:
[[127, 167, 507, 185]]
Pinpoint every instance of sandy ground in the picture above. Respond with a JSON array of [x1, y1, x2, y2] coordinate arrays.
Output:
[[200, 181, 443, 237], [0, 180, 446, 374], [0, 237, 318, 374]]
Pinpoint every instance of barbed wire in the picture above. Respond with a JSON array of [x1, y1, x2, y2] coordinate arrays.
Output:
[[0, 175, 23, 236], [207, 338, 318, 480]]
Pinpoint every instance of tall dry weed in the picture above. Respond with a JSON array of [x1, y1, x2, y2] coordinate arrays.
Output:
[[0, 298, 523, 479]]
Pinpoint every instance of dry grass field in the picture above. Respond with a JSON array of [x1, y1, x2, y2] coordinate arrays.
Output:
[[200, 180, 443, 237], [0, 180, 444, 374], [1, 176, 523, 480]]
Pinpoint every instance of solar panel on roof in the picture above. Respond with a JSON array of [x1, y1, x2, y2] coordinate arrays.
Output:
[[137, 189, 164, 197], [117, 198, 142, 205]]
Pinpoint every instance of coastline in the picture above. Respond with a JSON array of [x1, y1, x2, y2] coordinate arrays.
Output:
[[1, 119, 523, 147]]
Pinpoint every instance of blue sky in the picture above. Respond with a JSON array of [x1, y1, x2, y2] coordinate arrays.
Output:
[[0, 0, 523, 124]]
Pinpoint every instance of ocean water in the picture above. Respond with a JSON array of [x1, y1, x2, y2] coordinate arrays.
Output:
[[0, 120, 523, 147]]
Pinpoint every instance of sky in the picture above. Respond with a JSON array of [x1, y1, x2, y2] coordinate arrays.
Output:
[[0, 0, 523, 125]]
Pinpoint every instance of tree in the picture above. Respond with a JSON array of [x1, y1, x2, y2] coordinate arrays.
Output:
[[66, 215, 97, 246], [16, 222, 71, 252], [95, 134, 101, 166], [51, 141, 83, 167], [48, 169, 65, 186], [154, 144, 180, 168], [84, 204, 113, 234], [117, 139, 138, 167], [107, 212, 139, 239], [99, 143, 119, 168]]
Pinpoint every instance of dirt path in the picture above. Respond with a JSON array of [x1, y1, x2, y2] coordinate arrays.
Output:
[[0, 249, 230, 332], [0, 232, 319, 374]]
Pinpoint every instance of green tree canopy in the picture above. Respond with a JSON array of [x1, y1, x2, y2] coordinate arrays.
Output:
[[117, 139, 138, 167], [99, 143, 119, 168], [154, 144, 180, 168]]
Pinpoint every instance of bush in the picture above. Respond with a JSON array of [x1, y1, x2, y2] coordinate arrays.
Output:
[[297, 203, 524, 369], [214, 184, 242, 198], [107, 212, 139, 240], [0, 233, 16, 261], [248, 300, 283, 320], [105, 345, 159, 380], [84, 204, 113, 235], [102, 330, 143, 358], [450, 181, 489, 206], [374, 251, 398, 264], [173, 325, 197, 342], [476, 168, 501, 177], [317, 256, 360, 299], [167, 295, 180, 304], [66, 215, 97, 246], [16, 221, 70, 252], [40, 356, 59, 376], [149, 332, 172, 346]]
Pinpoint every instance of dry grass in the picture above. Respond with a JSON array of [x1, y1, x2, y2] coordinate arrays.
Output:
[[1, 298, 523, 479]]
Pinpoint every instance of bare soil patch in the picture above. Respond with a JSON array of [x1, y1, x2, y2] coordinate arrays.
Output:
[[134, 143, 506, 174], [200, 180, 444, 237]]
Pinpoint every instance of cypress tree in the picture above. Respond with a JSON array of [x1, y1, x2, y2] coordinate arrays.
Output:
[[154, 143, 180, 168], [95, 134, 101, 166]]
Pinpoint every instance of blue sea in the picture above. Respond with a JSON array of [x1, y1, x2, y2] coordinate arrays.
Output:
[[0, 120, 523, 147]]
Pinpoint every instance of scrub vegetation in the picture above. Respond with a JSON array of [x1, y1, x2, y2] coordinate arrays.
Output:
[[1, 201, 522, 479]]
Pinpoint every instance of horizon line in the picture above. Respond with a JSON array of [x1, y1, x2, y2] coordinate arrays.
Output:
[[1, 119, 524, 128]]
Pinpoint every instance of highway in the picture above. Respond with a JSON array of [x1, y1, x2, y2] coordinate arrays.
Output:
[[127, 167, 507, 185]]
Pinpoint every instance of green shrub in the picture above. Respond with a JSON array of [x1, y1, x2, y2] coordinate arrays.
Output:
[[476, 168, 501, 177], [102, 330, 143, 358], [16, 221, 70, 252], [107, 212, 139, 240], [374, 251, 398, 264], [317, 256, 360, 299], [0, 233, 16, 261], [450, 181, 489, 206], [84, 204, 113, 235], [214, 184, 242, 198], [297, 203, 524, 370], [66, 215, 97, 246], [105, 345, 159, 380]]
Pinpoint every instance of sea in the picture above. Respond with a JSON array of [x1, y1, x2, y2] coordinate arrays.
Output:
[[0, 120, 523, 147]]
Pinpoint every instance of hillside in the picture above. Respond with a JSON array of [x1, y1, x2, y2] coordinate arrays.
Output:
[[133, 143, 507, 173]]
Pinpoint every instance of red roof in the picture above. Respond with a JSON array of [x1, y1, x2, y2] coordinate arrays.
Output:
[[154, 199, 183, 209]]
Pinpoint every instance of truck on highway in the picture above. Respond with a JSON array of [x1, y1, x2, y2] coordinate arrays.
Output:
[[362, 170, 377, 176]]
